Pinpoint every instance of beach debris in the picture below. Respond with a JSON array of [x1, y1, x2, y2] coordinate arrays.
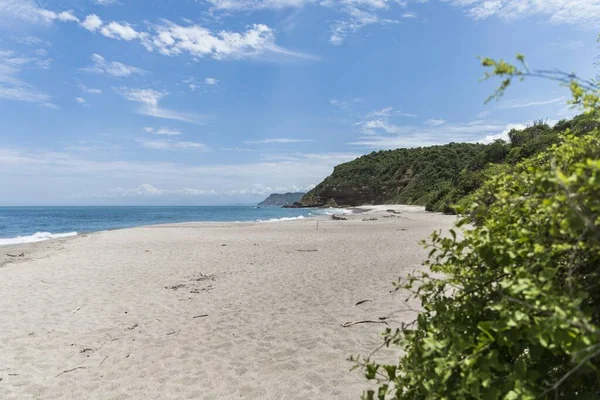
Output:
[[166, 329, 181, 336], [221, 244, 227, 247], [165, 283, 186, 291], [362, 218, 378, 221], [166, 273, 216, 294], [355, 299, 372, 306], [6, 252, 25, 257], [80, 348, 93, 354], [331, 214, 347, 220], [125, 323, 138, 331], [100, 356, 108, 366], [190, 273, 216, 282], [72, 307, 80, 313], [341, 320, 389, 328], [296, 249, 318, 252], [145, 250, 150, 253], [193, 314, 208, 319], [55, 366, 86, 377], [386, 209, 401, 214]]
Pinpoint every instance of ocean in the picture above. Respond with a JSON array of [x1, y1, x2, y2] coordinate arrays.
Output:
[[0, 206, 350, 245]]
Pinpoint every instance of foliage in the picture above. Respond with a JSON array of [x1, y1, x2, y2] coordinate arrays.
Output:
[[354, 55, 600, 399], [300, 114, 598, 213]]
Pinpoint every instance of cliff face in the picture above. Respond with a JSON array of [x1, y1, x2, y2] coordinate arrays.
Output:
[[258, 192, 305, 206], [298, 143, 485, 207]]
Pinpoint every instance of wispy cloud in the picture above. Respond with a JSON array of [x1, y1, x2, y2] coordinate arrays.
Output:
[[0, 146, 360, 204], [445, 0, 600, 29], [425, 118, 446, 126], [75, 97, 88, 105], [78, 82, 103, 94], [330, 97, 364, 111], [80, 14, 316, 61], [205, 77, 218, 85], [365, 107, 417, 118], [143, 127, 182, 136], [350, 120, 521, 148], [137, 138, 209, 151], [245, 138, 314, 144], [39, 102, 59, 109], [206, 0, 413, 44], [0, 50, 51, 103], [499, 96, 565, 109], [81, 54, 145, 77], [118, 88, 204, 124]]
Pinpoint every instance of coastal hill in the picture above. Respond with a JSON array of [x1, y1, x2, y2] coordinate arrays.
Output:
[[257, 192, 305, 206], [298, 114, 598, 213]]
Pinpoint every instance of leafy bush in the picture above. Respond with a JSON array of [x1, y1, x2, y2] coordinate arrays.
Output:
[[354, 56, 600, 399]]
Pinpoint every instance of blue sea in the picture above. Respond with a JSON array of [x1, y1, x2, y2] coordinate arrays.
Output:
[[0, 206, 349, 245]]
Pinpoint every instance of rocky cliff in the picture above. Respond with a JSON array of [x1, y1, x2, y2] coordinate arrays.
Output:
[[257, 192, 305, 207]]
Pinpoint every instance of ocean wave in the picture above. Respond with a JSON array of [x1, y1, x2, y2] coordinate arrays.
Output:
[[0, 231, 78, 246], [312, 207, 353, 216], [257, 216, 306, 223]]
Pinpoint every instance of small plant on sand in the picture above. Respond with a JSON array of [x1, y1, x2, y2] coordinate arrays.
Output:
[[353, 50, 600, 399]]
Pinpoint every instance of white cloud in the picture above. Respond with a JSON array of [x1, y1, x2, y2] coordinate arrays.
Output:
[[330, 97, 364, 111], [137, 138, 210, 151], [425, 118, 446, 126], [551, 40, 585, 50], [78, 82, 103, 94], [206, 0, 411, 44], [144, 127, 182, 136], [100, 21, 142, 40], [365, 107, 417, 118], [39, 102, 59, 109], [204, 77, 218, 85], [356, 119, 404, 135], [445, 0, 600, 29], [350, 120, 524, 148], [499, 96, 566, 109], [245, 138, 315, 144], [75, 97, 87, 105], [0, 146, 359, 204], [93, 0, 120, 5], [0, 51, 50, 103], [141, 21, 314, 60], [118, 88, 204, 124], [81, 54, 145, 77], [109, 184, 219, 198], [81, 14, 103, 31], [476, 123, 526, 144], [0, 0, 79, 24]]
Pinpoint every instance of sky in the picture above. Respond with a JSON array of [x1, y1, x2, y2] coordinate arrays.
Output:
[[0, 0, 598, 205]]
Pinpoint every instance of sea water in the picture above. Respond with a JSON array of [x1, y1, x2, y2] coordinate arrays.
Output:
[[0, 206, 352, 245]]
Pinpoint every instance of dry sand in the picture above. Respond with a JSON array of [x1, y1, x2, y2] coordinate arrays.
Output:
[[0, 206, 457, 399]]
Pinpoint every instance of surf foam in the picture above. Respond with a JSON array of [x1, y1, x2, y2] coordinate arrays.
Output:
[[0, 231, 78, 246]]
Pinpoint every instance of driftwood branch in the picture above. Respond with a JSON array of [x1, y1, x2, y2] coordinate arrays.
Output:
[[55, 366, 86, 377], [342, 320, 388, 328]]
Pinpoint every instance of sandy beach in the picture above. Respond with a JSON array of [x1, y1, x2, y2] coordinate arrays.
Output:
[[0, 206, 457, 399]]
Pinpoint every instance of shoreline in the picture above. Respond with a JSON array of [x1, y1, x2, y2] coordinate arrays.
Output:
[[1, 205, 457, 399]]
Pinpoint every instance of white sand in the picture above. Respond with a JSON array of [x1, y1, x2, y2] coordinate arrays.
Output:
[[0, 206, 457, 399]]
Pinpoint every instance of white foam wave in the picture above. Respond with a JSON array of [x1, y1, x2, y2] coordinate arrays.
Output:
[[313, 207, 353, 216], [0, 231, 78, 246], [257, 216, 305, 223]]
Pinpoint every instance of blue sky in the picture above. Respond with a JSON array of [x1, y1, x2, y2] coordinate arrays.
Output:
[[0, 0, 598, 205]]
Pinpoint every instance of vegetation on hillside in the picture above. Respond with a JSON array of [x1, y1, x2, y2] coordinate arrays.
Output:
[[353, 55, 600, 399], [257, 192, 305, 206], [299, 115, 599, 214]]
